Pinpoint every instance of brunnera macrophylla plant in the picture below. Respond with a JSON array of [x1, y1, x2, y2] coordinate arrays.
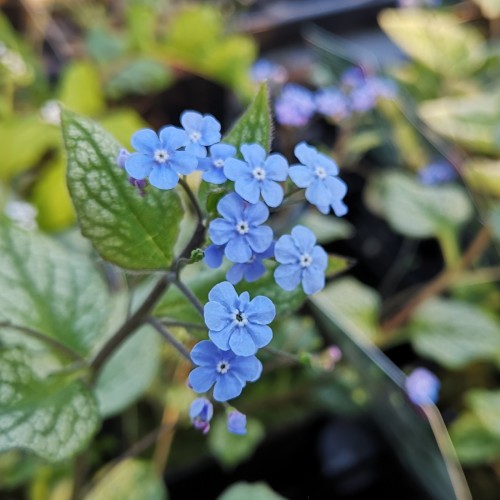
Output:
[[0, 84, 350, 467]]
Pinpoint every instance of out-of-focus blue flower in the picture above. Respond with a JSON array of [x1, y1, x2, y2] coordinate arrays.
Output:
[[251, 59, 288, 85], [349, 85, 377, 113], [226, 242, 274, 285], [198, 143, 237, 184], [227, 410, 247, 435], [368, 77, 397, 100], [340, 67, 367, 90], [315, 88, 350, 121], [289, 142, 348, 216], [418, 159, 457, 185], [180, 110, 221, 158], [224, 144, 288, 207], [125, 127, 197, 190], [274, 84, 316, 127], [204, 281, 275, 356], [274, 225, 328, 295], [189, 340, 263, 402], [399, 0, 441, 7], [208, 193, 274, 263], [117, 147, 148, 195], [116, 148, 129, 169], [189, 398, 213, 434], [204, 243, 225, 269], [405, 367, 440, 405]]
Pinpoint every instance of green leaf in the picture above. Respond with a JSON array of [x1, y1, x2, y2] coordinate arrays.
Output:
[[326, 254, 352, 278], [224, 83, 272, 153], [450, 412, 500, 465], [270, 316, 322, 354], [61, 109, 183, 271], [218, 482, 285, 500], [464, 158, 500, 197], [365, 172, 472, 238], [491, 204, 500, 241], [58, 61, 104, 116], [0, 219, 110, 358], [0, 347, 100, 462], [466, 389, 500, 438], [472, 0, 500, 19], [378, 9, 486, 78], [419, 92, 500, 156], [408, 298, 500, 368], [85, 459, 166, 500], [208, 415, 265, 469], [94, 325, 161, 418]]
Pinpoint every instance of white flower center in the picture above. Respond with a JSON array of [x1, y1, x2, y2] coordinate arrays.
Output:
[[154, 149, 170, 164], [232, 310, 248, 327], [300, 253, 313, 268], [235, 220, 249, 235], [314, 166, 327, 179], [190, 131, 201, 143], [252, 166, 266, 181], [213, 158, 225, 169], [216, 360, 230, 374]]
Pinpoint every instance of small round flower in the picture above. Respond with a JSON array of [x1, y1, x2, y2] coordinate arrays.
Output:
[[274, 84, 316, 127], [227, 410, 247, 435], [208, 193, 274, 263], [418, 159, 457, 185], [189, 340, 262, 402], [340, 67, 367, 90], [274, 225, 328, 295], [315, 88, 350, 121], [180, 110, 221, 158], [226, 242, 274, 285], [204, 243, 225, 269], [405, 368, 440, 406], [224, 144, 288, 207], [289, 142, 348, 216], [198, 144, 237, 184], [204, 281, 275, 356], [189, 398, 213, 434], [125, 127, 197, 190], [250, 59, 288, 85]]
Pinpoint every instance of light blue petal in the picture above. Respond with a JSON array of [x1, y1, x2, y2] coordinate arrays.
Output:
[[217, 193, 244, 221], [289, 165, 314, 188], [325, 176, 348, 198], [274, 264, 302, 291], [208, 218, 235, 245], [291, 225, 316, 253], [311, 245, 328, 270], [274, 235, 300, 264], [224, 158, 251, 181], [208, 281, 239, 306], [180, 110, 203, 132], [131, 129, 160, 153], [261, 180, 283, 207], [302, 266, 325, 295], [246, 296, 276, 324], [204, 302, 231, 331], [241, 143, 266, 167], [124, 153, 155, 179], [200, 115, 221, 145], [231, 355, 262, 382], [294, 141, 317, 166], [246, 225, 273, 253], [148, 165, 179, 190], [225, 236, 252, 263], [238, 291, 250, 310], [226, 264, 245, 284], [213, 374, 243, 402], [243, 260, 266, 282], [190, 340, 219, 366], [316, 153, 339, 176], [170, 151, 198, 174], [316, 204, 330, 215], [204, 244, 225, 268], [209, 326, 233, 351], [202, 168, 227, 184], [246, 323, 273, 349], [229, 328, 257, 356], [188, 367, 217, 393], [245, 200, 269, 225], [331, 200, 348, 217], [306, 179, 332, 207], [159, 126, 188, 150], [235, 178, 260, 204], [264, 154, 288, 181], [210, 143, 236, 159], [185, 143, 207, 158]]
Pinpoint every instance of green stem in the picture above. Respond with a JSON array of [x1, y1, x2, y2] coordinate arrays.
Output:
[[437, 226, 461, 271], [173, 278, 204, 317], [159, 319, 206, 330], [147, 317, 192, 362]]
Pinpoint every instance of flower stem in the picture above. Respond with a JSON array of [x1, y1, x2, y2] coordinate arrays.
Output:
[[147, 317, 192, 362], [173, 278, 205, 317], [179, 177, 204, 223]]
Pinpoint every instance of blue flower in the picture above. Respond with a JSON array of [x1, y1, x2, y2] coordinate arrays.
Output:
[[204, 243, 225, 269], [224, 144, 288, 207], [274, 225, 328, 295], [274, 84, 316, 127], [226, 242, 274, 285], [180, 110, 221, 158], [116, 148, 129, 168], [289, 142, 348, 217], [227, 410, 247, 435], [189, 398, 213, 434], [405, 368, 440, 406], [251, 59, 288, 85], [198, 144, 237, 184], [208, 193, 273, 263], [204, 281, 275, 356], [125, 127, 197, 190], [340, 67, 366, 90], [418, 159, 457, 185], [315, 88, 350, 121], [189, 340, 262, 402]]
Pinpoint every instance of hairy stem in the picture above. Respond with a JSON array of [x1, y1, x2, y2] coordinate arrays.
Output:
[[173, 278, 204, 317], [147, 317, 192, 362]]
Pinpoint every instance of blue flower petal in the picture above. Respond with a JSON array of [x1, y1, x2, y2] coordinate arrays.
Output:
[[190, 340, 220, 366], [291, 225, 316, 253], [213, 374, 243, 402], [265, 154, 288, 181], [180, 111, 203, 132], [170, 151, 198, 175], [275, 234, 300, 264], [201, 167, 227, 184], [311, 245, 328, 270], [246, 323, 273, 349], [316, 153, 339, 176], [200, 115, 221, 145], [125, 153, 155, 179], [228, 328, 257, 356], [131, 129, 160, 153], [204, 302, 231, 331], [231, 356, 262, 382], [274, 263, 302, 291], [159, 126, 188, 150], [235, 178, 260, 204], [189, 367, 217, 393], [261, 180, 283, 207], [246, 225, 273, 253], [302, 266, 325, 295], [148, 165, 179, 190], [208, 219, 235, 245], [306, 179, 332, 207], [217, 193, 243, 221], [224, 158, 251, 181], [226, 263, 245, 284], [208, 281, 239, 307], [289, 165, 314, 188], [245, 201, 269, 226], [243, 260, 266, 282], [241, 143, 266, 166], [211, 143, 236, 159], [185, 143, 207, 158], [331, 199, 348, 217], [225, 236, 252, 263], [325, 176, 348, 198], [294, 142, 317, 166], [246, 296, 276, 324], [209, 326, 233, 351], [204, 244, 225, 268]]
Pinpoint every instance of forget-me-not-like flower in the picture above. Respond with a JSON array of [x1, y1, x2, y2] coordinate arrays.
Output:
[[227, 410, 247, 435], [274, 84, 316, 127], [289, 142, 348, 217], [204, 281, 275, 356], [189, 398, 213, 434], [204, 243, 225, 269], [189, 340, 262, 402], [405, 368, 440, 406], [180, 110, 221, 158], [208, 193, 273, 263], [198, 143, 237, 184], [250, 59, 288, 85], [315, 88, 350, 121], [125, 127, 197, 190], [226, 242, 274, 285], [224, 144, 288, 207], [274, 225, 328, 295], [418, 159, 457, 186]]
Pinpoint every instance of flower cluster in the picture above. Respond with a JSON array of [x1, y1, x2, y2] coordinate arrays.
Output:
[[405, 367, 440, 406], [273, 66, 396, 127]]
